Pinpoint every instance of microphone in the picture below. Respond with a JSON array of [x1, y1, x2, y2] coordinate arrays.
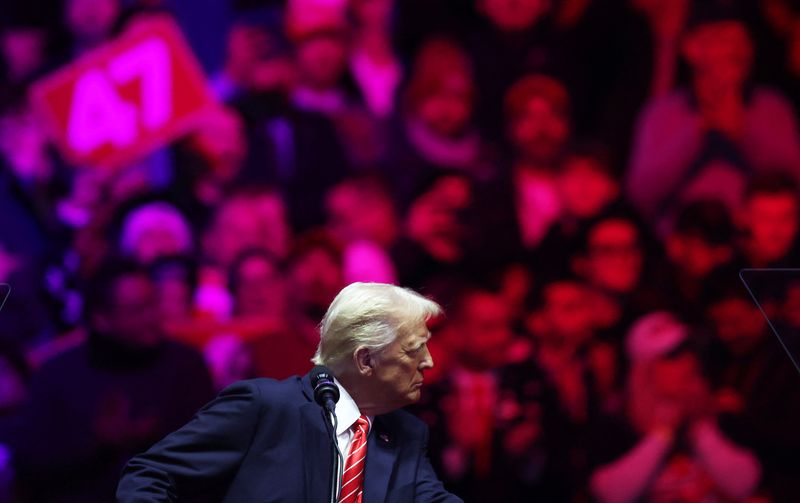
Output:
[[310, 365, 344, 503], [310, 365, 340, 413]]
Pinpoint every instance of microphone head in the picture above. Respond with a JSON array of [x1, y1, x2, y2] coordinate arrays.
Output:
[[310, 365, 340, 407]]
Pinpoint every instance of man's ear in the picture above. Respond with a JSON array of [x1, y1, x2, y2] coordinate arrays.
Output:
[[354, 347, 374, 376]]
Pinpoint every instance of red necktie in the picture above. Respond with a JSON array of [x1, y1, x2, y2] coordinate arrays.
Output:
[[339, 415, 370, 503]]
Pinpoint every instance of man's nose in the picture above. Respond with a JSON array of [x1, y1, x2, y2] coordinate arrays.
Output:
[[420, 346, 434, 370]]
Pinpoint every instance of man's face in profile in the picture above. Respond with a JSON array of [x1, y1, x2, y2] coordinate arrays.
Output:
[[370, 322, 434, 409]]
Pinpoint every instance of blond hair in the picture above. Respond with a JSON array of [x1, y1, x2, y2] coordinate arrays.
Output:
[[312, 283, 442, 374]]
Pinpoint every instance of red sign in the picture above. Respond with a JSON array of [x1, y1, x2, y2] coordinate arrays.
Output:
[[31, 17, 218, 170]]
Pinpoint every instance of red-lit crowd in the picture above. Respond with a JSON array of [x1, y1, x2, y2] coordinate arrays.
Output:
[[2, 0, 800, 501]]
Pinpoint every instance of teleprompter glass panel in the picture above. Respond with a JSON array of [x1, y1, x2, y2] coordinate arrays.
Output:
[[740, 269, 800, 374]]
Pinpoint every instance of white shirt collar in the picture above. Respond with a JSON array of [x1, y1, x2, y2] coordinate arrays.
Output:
[[333, 378, 372, 436]]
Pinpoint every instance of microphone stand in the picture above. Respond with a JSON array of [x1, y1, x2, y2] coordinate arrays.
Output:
[[322, 407, 344, 503], [311, 366, 344, 503]]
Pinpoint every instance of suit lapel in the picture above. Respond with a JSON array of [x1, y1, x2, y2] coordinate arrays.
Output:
[[363, 415, 399, 503], [300, 377, 334, 503]]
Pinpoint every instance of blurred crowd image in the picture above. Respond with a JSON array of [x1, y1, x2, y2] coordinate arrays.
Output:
[[2, 0, 800, 501]]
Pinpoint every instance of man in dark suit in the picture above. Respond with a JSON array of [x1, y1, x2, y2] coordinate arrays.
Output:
[[2, 260, 214, 503], [117, 282, 462, 502]]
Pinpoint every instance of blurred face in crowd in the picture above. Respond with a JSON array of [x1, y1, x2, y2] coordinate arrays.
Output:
[[744, 192, 799, 264], [234, 253, 287, 318], [326, 179, 399, 247], [93, 273, 162, 349], [558, 156, 619, 219], [708, 297, 767, 355], [252, 192, 291, 260], [1, 28, 47, 82], [541, 280, 594, 345], [454, 291, 513, 369], [205, 193, 290, 267], [417, 74, 474, 138], [478, 0, 551, 32], [228, 24, 273, 75], [226, 24, 294, 92], [666, 233, 731, 279], [295, 33, 348, 90], [510, 96, 569, 165], [65, 0, 121, 45], [683, 20, 753, 90], [650, 352, 702, 400], [288, 247, 343, 317], [204, 199, 260, 267], [0, 98, 52, 183], [154, 274, 193, 325], [582, 218, 643, 294]]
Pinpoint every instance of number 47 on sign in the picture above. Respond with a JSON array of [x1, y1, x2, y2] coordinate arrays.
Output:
[[31, 16, 218, 170]]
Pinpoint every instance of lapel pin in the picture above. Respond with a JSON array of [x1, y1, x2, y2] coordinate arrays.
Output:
[[379, 433, 390, 444]]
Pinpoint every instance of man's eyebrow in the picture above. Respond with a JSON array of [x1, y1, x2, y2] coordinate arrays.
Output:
[[412, 334, 432, 350]]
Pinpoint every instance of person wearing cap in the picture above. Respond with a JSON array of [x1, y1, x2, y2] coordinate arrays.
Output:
[[589, 312, 761, 503], [627, 2, 800, 228], [118, 282, 462, 502]]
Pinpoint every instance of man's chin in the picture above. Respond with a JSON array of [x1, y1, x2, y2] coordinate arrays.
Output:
[[407, 388, 422, 403]]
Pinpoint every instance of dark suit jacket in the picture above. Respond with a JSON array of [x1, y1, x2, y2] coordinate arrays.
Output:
[[116, 375, 462, 502]]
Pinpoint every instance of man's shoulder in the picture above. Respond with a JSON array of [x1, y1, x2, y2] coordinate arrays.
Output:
[[378, 408, 428, 441]]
